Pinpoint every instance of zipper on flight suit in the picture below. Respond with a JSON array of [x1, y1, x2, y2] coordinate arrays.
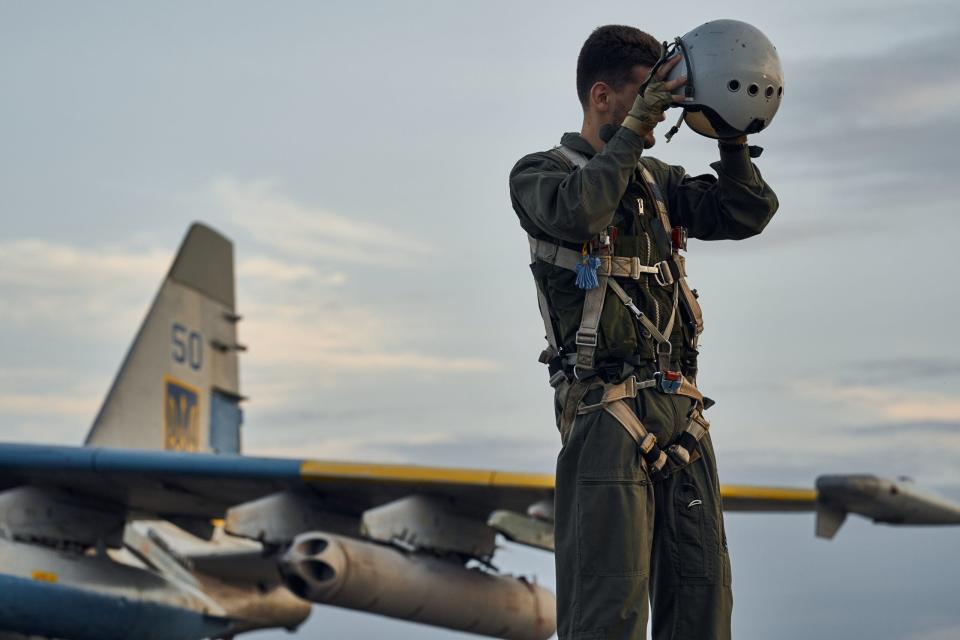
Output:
[[637, 197, 662, 332]]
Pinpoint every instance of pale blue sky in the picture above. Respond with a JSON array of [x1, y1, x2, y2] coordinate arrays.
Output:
[[1, 1, 959, 638]]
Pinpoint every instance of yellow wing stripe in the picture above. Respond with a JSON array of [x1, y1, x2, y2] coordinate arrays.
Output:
[[300, 460, 555, 489], [720, 484, 817, 503], [301, 462, 817, 506], [31, 571, 58, 583]]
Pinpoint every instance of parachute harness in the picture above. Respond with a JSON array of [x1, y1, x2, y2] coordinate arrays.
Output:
[[529, 145, 711, 479]]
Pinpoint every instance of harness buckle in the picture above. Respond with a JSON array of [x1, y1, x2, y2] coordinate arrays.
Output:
[[621, 375, 637, 399], [575, 329, 598, 348], [656, 340, 673, 358], [573, 365, 595, 381], [666, 443, 691, 465], [654, 260, 674, 287], [639, 432, 657, 454], [657, 370, 683, 394], [548, 370, 568, 389]]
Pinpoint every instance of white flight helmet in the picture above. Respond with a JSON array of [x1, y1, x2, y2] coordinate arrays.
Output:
[[664, 19, 783, 140]]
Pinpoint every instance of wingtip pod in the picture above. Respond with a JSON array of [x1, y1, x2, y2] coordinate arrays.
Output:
[[168, 223, 236, 311], [814, 474, 960, 540]]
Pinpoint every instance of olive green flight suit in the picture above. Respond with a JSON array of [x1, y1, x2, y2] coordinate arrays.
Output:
[[509, 127, 778, 640]]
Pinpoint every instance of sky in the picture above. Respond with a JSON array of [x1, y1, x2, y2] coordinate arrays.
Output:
[[1, 1, 959, 638]]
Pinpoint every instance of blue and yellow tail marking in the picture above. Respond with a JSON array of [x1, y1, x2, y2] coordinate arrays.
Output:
[[163, 377, 201, 452]]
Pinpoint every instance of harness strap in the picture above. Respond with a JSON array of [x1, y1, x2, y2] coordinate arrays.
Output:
[[531, 147, 703, 373], [528, 243, 561, 363], [678, 280, 705, 337], [552, 144, 589, 169], [575, 373, 708, 477], [607, 278, 679, 373], [573, 375, 685, 478], [666, 408, 710, 466], [573, 275, 608, 375], [640, 166, 674, 242], [548, 145, 608, 376], [529, 236, 683, 281], [603, 400, 669, 477], [556, 379, 595, 446], [535, 148, 712, 476], [529, 235, 682, 376], [638, 164, 705, 338], [576, 375, 657, 414]]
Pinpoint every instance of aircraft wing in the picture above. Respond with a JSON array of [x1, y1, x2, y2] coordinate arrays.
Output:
[[0, 442, 821, 527], [5, 442, 957, 552], [720, 484, 817, 512], [0, 442, 552, 525]]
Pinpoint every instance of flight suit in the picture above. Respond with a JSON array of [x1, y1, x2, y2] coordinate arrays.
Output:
[[509, 127, 778, 639]]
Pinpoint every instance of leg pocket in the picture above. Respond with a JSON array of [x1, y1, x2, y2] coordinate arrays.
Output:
[[577, 479, 652, 577], [675, 482, 708, 578]]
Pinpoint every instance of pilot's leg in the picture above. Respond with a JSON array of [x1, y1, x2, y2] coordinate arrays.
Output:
[[554, 388, 655, 640], [649, 432, 732, 640]]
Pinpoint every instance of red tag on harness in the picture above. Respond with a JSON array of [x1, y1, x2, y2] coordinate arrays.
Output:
[[671, 227, 688, 252], [664, 371, 682, 382]]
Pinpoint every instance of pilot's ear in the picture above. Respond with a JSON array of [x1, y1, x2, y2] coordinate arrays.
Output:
[[589, 82, 612, 113]]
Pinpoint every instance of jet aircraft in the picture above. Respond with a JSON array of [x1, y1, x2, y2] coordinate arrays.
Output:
[[1, 223, 958, 640]]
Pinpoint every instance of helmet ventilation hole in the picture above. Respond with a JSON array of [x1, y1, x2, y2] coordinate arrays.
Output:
[[777, 86, 783, 97], [747, 83, 760, 96], [764, 85, 775, 98], [727, 79, 741, 92]]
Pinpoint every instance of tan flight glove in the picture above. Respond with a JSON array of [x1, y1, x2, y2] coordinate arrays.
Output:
[[622, 80, 675, 137]]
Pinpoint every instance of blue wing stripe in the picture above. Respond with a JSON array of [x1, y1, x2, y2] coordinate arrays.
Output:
[[0, 443, 303, 481]]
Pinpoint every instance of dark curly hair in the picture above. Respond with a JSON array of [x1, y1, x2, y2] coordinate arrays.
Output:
[[576, 25, 662, 107]]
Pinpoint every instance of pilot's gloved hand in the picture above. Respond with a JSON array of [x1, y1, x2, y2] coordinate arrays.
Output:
[[621, 56, 687, 137]]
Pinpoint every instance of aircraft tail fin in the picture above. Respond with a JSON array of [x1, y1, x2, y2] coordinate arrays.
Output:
[[84, 223, 245, 454]]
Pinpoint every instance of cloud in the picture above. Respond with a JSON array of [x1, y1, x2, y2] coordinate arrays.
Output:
[[0, 393, 98, 417], [0, 239, 168, 335], [839, 357, 960, 385], [795, 380, 960, 423], [237, 255, 346, 286], [209, 176, 433, 267], [0, 239, 168, 287], [248, 430, 556, 471], [768, 22, 960, 211], [840, 420, 960, 436], [713, 369, 960, 488], [783, 21, 960, 132], [234, 288, 500, 404], [196, 176, 502, 380], [903, 623, 960, 640]]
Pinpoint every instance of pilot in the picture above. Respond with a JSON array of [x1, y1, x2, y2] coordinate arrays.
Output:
[[509, 24, 780, 639]]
